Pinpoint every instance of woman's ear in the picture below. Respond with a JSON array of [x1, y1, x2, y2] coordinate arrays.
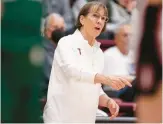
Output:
[[80, 15, 85, 26]]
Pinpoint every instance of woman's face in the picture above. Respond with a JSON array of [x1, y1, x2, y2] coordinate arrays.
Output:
[[80, 7, 107, 38]]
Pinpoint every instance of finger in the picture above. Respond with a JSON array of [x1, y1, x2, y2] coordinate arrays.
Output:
[[110, 114, 117, 120], [113, 78, 124, 90], [118, 78, 127, 88], [110, 115, 115, 120], [113, 77, 122, 84], [111, 101, 116, 109], [123, 76, 133, 83], [112, 82, 120, 90], [119, 77, 132, 87], [114, 104, 119, 116], [110, 105, 119, 120], [108, 100, 113, 109], [111, 77, 121, 89], [108, 76, 124, 89], [116, 78, 125, 89], [110, 114, 116, 120], [111, 82, 120, 90], [115, 80, 122, 90]]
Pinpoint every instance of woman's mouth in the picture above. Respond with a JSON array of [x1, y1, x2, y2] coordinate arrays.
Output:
[[95, 27, 100, 31]]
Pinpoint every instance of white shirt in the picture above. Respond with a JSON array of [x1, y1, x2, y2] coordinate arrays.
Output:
[[43, 30, 106, 123], [103, 47, 129, 76]]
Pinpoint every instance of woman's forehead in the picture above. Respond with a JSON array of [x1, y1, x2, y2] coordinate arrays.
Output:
[[89, 5, 107, 15]]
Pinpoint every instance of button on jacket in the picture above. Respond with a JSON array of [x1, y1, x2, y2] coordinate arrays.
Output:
[[43, 30, 106, 123]]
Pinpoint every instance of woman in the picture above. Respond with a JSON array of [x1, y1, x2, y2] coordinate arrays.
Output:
[[43, 2, 132, 123]]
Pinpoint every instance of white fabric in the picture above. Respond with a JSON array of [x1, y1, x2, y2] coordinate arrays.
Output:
[[103, 47, 129, 76], [43, 30, 106, 123], [96, 109, 108, 117]]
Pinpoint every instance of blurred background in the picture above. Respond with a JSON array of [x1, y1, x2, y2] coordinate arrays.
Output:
[[1, 0, 162, 123]]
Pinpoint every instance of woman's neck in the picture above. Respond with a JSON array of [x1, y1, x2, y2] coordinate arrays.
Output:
[[80, 28, 95, 47]]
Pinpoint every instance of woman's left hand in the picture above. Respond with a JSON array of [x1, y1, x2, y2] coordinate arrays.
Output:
[[107, 98, 119, 120]]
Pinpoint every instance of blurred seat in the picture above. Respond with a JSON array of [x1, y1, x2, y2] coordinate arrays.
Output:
[[98, 39, 115, 51]]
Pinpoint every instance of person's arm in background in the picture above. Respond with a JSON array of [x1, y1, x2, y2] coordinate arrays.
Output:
[[105, 0, 131, 33]]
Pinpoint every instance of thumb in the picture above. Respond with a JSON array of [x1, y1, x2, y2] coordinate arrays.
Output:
[[110, 114, 116, 120]]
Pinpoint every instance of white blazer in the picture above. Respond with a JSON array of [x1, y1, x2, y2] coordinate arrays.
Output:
[[43, 30, 106, 123]]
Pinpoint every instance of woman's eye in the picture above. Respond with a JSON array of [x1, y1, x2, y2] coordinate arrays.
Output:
[[101, 17, 105, 20], [93, 13, 99, 18]]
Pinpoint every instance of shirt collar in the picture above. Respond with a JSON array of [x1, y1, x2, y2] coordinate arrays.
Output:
[[73, 29, 101, 48]]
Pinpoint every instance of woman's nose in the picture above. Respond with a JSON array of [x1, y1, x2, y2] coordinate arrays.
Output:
[[96, 17, 103, 24]]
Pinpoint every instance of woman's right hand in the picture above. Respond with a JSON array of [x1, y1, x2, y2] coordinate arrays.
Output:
[[106, 76, 132, 90], [94, 74, 132, 90]]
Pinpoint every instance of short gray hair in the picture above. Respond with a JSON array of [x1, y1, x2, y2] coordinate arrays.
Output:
[[41, 13, 61, 36], [114, 21, 131, 34], [44, 13, 61, 30]]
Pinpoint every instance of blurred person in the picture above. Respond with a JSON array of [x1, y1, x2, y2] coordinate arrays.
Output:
[[42, 0, 87, 35], [103, 24, 132, 76], [94, 0, 137, 40], [103, 24, 136, 103], [42, 13, 65, 96], [135, 0, 162, 123], [128, 0, 146, 65], [43, 2, 133, 123], [1, 0, 43, 123], [105, 0, 137, 34]]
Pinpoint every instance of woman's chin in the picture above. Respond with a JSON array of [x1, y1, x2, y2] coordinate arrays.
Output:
[[95, 32, 101, 38], [93, 31, 100, 37]]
